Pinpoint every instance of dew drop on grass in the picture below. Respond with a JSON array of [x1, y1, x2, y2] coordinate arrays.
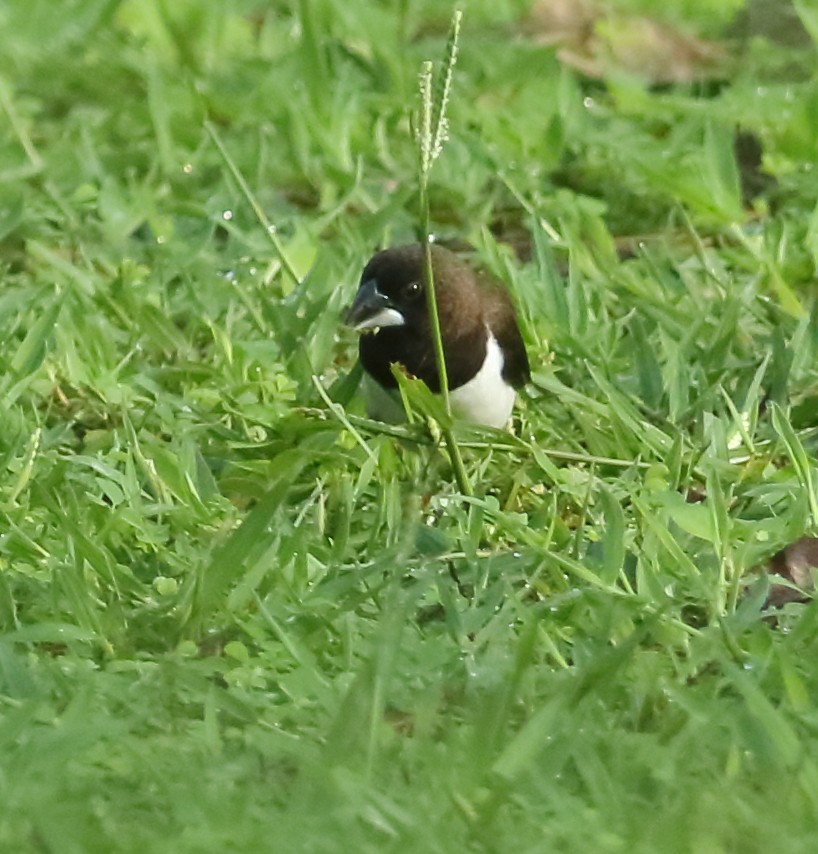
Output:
[[583, 96, 595, 109], [223, 210, 233, 220]]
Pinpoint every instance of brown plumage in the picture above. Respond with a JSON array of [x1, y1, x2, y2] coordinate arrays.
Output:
[[345, 244, 529, 426]]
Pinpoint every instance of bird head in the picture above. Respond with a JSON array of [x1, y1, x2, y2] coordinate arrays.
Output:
[[344, 245, 433, 335]]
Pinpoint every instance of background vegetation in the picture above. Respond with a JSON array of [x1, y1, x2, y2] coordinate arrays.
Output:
[[1, 0, 818, 850]]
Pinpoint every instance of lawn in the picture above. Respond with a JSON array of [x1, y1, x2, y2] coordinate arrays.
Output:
[[2, 0, 818, 850]]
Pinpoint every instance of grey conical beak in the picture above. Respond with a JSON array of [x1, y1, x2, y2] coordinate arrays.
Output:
[[344, 279, 405, 332]]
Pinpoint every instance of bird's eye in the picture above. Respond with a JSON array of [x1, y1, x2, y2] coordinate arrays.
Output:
[[405, 281, 422, 298]]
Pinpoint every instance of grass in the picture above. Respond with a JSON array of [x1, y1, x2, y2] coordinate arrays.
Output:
[[1, 0, 818, 850]]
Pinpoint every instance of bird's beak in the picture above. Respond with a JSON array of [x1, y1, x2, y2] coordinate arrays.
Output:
[[344, 279, 405, 332]]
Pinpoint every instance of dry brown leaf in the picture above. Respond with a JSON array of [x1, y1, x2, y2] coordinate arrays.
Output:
[[523, 0, 726, 83], [766, 537, 818, 607]]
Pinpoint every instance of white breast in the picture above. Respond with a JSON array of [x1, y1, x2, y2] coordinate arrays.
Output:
[[363, 330, 516, 428], [449, 330, 516, 428]]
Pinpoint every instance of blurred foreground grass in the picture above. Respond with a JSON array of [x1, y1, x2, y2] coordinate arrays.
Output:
[[2, 0, 818, 850]]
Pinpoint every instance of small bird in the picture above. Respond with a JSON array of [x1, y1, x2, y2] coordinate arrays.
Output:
[[344, 243, 530, 427]]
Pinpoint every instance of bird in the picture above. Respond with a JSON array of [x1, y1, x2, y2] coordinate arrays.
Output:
[[344, 243, 530, 428]]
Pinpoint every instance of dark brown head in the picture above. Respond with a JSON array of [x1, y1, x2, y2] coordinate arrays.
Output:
[[344, 244, 481, 337]]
